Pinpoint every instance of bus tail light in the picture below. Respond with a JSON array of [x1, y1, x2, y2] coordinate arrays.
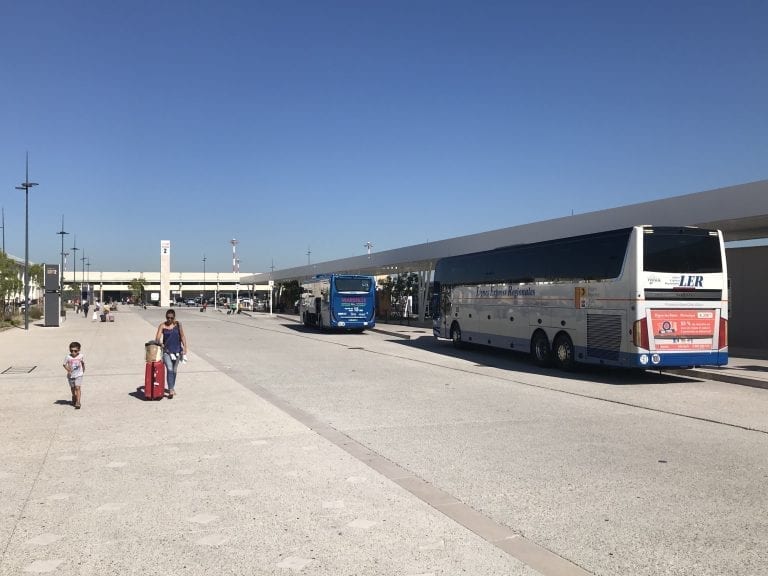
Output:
[[718, 317, 728, 349], [633, 318, 649, 350]]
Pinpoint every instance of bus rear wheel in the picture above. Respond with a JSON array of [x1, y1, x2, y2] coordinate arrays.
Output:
[[450, 322, 463, 349], [552, 333, 575, 371], [531, 331, 551, 366]]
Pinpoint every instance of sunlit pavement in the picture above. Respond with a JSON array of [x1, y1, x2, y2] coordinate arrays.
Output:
[[0, 307, 537, 576], [2, 307, 765, 576]]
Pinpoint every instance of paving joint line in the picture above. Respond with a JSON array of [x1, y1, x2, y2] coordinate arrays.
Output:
[[0, 407, 66, 571], [243, 379, 593, 576]]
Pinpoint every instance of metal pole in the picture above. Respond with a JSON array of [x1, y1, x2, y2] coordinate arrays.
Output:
[[15, 153, 38, 331], [202, 254, 206, 304], [81, 253, 87, 302], [71, 235, 79, 308], [269, 260, 274, 316], [85, 257, 90, 304], [25, 190, 28, 328], [57, 216, 69, 316]]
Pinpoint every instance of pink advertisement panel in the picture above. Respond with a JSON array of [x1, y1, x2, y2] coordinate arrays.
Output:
[[649, 309, 716, 351]]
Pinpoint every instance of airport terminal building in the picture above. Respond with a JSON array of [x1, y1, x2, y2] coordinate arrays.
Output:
[[239, 179, 768, 358], [16, 179, 766, 357], [58, 271, 257, 306]]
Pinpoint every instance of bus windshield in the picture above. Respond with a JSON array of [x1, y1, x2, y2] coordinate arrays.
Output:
[[643, 228, 722, 273], [334, 277, 373, 292]]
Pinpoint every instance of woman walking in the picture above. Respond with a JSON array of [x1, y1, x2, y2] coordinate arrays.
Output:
[[155, 309, 187, 398]]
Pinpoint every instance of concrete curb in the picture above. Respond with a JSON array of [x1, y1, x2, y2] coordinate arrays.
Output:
[[669, 368, 768, 390]]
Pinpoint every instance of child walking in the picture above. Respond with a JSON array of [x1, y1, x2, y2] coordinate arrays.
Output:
[[63, 341, 86, 409]]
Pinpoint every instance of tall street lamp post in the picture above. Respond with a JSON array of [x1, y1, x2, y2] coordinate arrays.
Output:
[[70, 236, 79, 307], [202, 254, 206, 304], [81, 253, 87, 303], [57, 216, 69, 314], [85, 257, 90, 303], [15, 153, 38, 331]]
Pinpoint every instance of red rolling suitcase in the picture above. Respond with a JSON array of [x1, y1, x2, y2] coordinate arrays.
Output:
[[144, 361, 165, 400]]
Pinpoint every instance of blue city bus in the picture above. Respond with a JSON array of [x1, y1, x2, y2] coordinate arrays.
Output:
[[299, 274, 376, 331]]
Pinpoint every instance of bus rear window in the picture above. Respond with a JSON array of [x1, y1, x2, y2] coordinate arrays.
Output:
[[643, 229, 722, 273], [334, 277, 372, 292]]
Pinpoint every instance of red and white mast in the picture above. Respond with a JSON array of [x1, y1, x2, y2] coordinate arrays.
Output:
[[230, 238, 239, 273]]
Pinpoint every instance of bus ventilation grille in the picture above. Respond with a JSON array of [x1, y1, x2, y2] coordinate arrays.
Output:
[[587, 315, 621, 361]]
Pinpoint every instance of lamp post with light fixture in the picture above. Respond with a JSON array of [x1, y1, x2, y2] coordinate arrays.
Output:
[[70, 236, 80, 309], [15, 153, 38, 330], [57, 215, 69, 303]]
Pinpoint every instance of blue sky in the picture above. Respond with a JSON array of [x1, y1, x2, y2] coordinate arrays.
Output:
[[1, 1, 766, 274]]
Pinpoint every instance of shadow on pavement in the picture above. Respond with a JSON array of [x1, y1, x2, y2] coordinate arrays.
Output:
[[734, 364, 768, 373], [282, 323, 371, 336], [392, 335, 702, 387], [128, 387, 160, 401]]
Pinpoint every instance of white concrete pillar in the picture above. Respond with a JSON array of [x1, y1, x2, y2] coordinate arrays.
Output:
[[160, 240, 171, 307]]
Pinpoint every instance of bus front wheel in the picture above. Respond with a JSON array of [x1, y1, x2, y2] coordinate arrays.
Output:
[[552, 333, 575, 371], [450, 322, 464, 349], [531, 331, 551, 366]]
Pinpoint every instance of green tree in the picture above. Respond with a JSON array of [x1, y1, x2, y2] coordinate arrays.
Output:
[[377, 277, 393, 318], [377, 273, 418, 317], [65, 282, 81, 305], [0, 252, 23, 309], [391, 272, 419, 304], [29, 263, 44, 291], [278, 280, 301, 312], [129, 277, 147, 303]]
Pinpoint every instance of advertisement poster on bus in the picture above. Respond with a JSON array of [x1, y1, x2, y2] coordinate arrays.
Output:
[[649, 309, 716, 350], [339, 295, 367, 317]]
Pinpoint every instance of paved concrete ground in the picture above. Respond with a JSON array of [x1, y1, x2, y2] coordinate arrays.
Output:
[[367, 318, 768, 390], [203, 311, 768, 576], [0, 308, 538, 576], [2, 308, 766, 576]]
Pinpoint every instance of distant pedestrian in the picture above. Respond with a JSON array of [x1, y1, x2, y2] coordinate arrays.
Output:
[[63, 341, 86, 409], [82, 300, 90, 318], [155, 309, 187, 399]]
